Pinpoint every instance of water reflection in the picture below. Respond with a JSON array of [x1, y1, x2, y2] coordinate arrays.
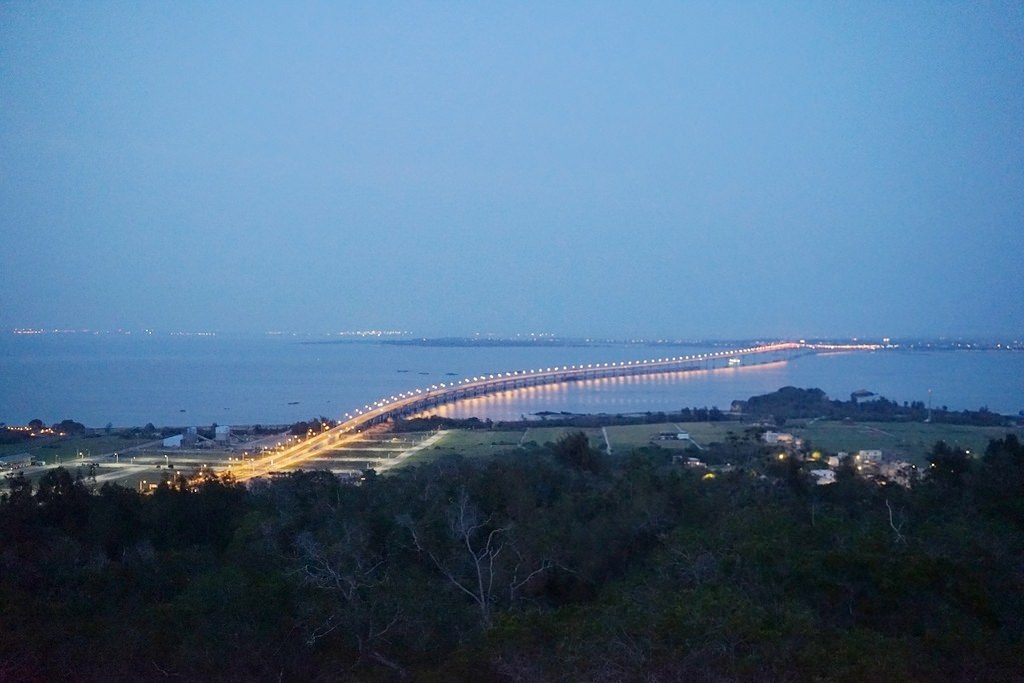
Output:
[[418, 361, 790, 421]]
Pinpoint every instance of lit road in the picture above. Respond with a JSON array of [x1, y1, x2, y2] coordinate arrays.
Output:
[[227, 427, 366, 482]]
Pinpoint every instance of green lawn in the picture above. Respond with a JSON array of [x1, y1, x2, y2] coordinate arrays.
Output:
[[521, 426, 605, 448], [388, 420, 1024, 469], [604, 422, 746, 452], [396, 423, 731, 464], [394, 426, 608, 466], [789, 420, 1022, 465], [406, 429, 527, 463]]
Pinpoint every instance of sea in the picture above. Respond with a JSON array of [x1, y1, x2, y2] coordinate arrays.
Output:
[[1, 334, 1021, 428]]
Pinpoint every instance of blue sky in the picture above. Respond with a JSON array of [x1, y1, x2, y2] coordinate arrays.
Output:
[[2, 2, 1021, 339]]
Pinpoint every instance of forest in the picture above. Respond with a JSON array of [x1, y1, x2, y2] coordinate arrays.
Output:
[[1, 431, 1022, 681]]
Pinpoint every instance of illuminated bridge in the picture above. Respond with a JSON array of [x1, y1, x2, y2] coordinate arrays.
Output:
[[229, 341, 879, 480], [341, 342, 807, 426]]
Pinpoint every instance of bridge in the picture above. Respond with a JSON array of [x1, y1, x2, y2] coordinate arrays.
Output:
[[226, 341, 875, 481]]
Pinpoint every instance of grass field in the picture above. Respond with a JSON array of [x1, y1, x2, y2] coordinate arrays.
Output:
[[401, 423, 735, 463], [789, 420, 1022, 465], [521, 426, 605, 448], [603, 423, 743, 452], [402, 429, 527, 464], [388, 420, 1024, 468]]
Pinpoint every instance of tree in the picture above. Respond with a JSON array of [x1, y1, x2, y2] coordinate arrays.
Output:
[[402, 487, 510, 628], [2, 471, 33, 509], [54, 419, 86, 435], [974, 434, 1024, 523], [553, 431, 604, 473], [925, 440, 971, 487], [292, 524, 404, 675]]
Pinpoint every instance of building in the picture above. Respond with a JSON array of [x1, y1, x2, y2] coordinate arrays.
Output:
[[857, 449, 883, 463], [214, 425, 231, 443], [810, 469, 836, 485], [879, 460, 917, 487], [764, 431, 794, 445], [163, 434, 183, 448], [657, 431, 689, 441], [0, 452, 34, 469]]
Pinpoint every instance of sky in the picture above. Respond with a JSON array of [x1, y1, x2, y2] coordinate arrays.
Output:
[[2, 2, 1022, 340]]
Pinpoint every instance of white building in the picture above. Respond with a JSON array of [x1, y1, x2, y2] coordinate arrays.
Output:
[[879, 460, 916, 486], [810, 469, 836, 485], [857, 449, 883, 463], [0, 452, 33, 469], [764, 431, 795, 445]]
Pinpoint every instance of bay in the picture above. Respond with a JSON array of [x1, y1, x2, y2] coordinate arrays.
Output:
[[1, 335, 1021, 427]]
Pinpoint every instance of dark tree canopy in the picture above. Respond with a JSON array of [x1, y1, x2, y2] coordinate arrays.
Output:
[[1, 433, 1022, 681]]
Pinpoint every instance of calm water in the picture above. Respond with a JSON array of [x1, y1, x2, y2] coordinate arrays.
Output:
[[1, 335, 1021, 427]]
